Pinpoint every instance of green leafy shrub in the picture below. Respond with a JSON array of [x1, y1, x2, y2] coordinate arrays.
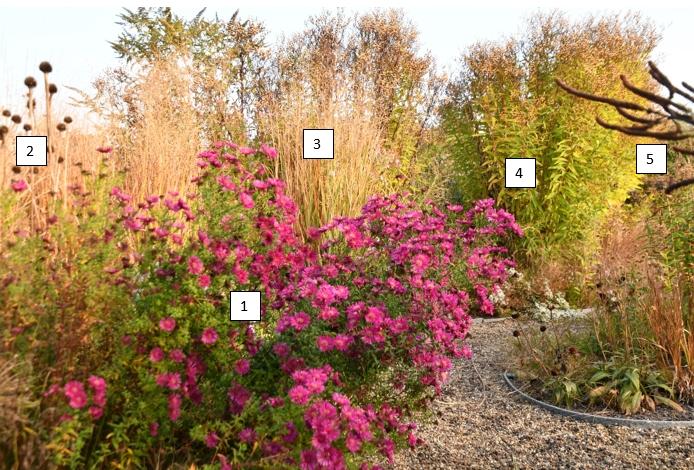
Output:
[[441, 13, 658, 266]]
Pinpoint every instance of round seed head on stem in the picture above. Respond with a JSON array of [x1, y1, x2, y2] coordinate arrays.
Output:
[[11, 115, 21, 124], [48, 83, 58, 95], [23, 124, 32, 131], [63, 116, 73, 124], [24, 76, 37, 88], [39, 61, 53, 73], [57, 122, 66, 131], [2, 110, 10, 117]]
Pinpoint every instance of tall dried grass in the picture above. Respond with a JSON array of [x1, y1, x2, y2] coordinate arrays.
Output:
[[258, 82, 397, 238], [107, 60, 201, 200]]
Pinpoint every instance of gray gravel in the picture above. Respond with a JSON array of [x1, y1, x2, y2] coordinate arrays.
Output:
[[390, 318, 694, 470]]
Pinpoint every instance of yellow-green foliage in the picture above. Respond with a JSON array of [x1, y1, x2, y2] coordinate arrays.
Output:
[[442, 13, 658, 264]]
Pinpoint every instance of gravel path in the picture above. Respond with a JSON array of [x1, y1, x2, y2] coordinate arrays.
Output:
[[391, 318, 694, 470]]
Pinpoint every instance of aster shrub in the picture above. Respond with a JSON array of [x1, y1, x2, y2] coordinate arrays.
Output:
[[28, 142, 521, 468]]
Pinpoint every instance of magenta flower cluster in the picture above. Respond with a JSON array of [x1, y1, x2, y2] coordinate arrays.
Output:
[[51, 141, 521, 469]]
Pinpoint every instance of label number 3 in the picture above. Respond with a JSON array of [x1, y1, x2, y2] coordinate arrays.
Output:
[[27, 146, 34, 157], [314, 139, 320, 150]]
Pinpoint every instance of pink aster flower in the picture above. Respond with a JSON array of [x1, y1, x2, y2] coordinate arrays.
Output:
[[289, 312, 311, 332], [187, 255, 204, 275], [149, 422, 159, 436], [87, 375, 106, 394], [260, 143, 277, 159], [11, 179, 28, 192], [316, 336, 334, 352], [198, 274, 211, 288], [234, 358, 251, 375], [153, 227, 169, 239], [159, 317, 176, 332], [239, 427, 257, 443], [201, 327, 218, 345], [149, 347, 165, 362], [205, 431, 220, 448], [64, 381, 88, 409], [87, 375, 107, 406], [273, 342, 290, 358], [169, 349, 186, 363], [238, 146, 255, 155], [89, 406, 103, 420], [168, 393, 182, 421], [239, 192, 254, 209]]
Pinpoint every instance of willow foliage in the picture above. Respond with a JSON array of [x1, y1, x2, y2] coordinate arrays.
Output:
[[442, 12, 659, 264]]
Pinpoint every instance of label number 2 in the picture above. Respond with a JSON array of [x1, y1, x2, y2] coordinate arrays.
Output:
[[646, 154, 653, 164], [241, 301, 247, 312], [27, 146, 34, 157], [515, 168, 523, 178], [313, 139, 320, 150]]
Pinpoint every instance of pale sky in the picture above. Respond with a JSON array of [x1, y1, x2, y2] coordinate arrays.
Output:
[[1, 0, 692, 122]]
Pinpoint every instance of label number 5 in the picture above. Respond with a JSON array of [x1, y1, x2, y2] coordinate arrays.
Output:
[[646, 153, 653, 164], [314, 139, 320, 150]]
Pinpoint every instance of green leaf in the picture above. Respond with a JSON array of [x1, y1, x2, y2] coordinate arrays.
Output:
[[654, 395, 685, 413]]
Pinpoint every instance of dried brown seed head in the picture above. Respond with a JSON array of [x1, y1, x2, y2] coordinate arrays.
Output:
[[12, 166, 21, 174], [512, 330, 521, 337], [2, 110, 10, 117], [48, 83, 58, 94], [23, 124, 32, 131], [11, 115, 21, 124], [56, 122, 66, 131], [63, 116, 72, 124], [39, 61, 53, 73], [24, 76, 37, 88]]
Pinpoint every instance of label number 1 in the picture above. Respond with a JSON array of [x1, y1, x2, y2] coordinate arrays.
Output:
[[241, 301, 247, 312], [515, 168, 523, 178], [314, 139, 320, 150], [646, 154, 653, 164], [27, 146, 34, 157]]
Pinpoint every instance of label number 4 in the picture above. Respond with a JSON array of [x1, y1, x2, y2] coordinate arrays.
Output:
[[515, 168, 523, 178], [646, 153, 653, 164]]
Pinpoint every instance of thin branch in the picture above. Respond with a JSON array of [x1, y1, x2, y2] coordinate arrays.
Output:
[[595, 117, 692, 140], [665, 177, 694, 194]]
